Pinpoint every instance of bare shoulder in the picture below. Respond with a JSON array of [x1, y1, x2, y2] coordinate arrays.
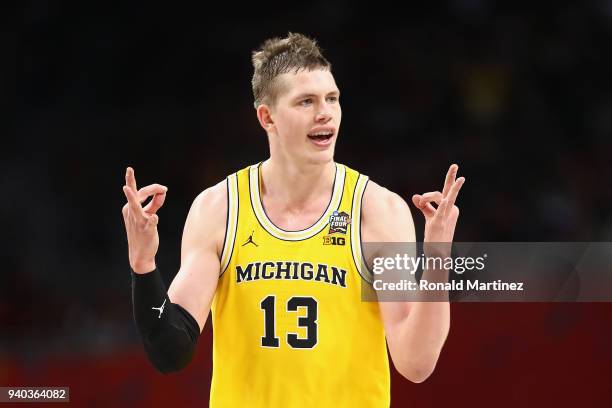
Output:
[[362, 179, 415, 242], [191, 179, 228, 217], [182, 179, 228, 256], [363, 180, 410, 215]]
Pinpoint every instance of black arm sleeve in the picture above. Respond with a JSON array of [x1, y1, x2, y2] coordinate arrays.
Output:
[[131, 268, 201, 374]]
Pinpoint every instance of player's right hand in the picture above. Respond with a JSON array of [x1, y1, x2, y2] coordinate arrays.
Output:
[[121, 167, 168, 274]]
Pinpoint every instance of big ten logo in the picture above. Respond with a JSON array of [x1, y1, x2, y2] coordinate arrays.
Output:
[[323, 236, 345, 246]]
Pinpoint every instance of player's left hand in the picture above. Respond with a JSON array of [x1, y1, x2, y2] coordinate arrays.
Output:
[[412, 164, 465, 245]]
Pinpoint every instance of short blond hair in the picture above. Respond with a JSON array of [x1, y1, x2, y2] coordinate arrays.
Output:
[[251, 32, 331, 109]]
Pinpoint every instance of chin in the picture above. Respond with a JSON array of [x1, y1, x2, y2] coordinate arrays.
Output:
[[307, 151, 335, 166]]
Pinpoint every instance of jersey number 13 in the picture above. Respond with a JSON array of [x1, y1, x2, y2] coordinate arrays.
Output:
[[260, 295, 318, 349]]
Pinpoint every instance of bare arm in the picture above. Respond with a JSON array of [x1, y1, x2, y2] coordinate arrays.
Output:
[[362, 165, 464, 383], [167, 180, 227, 332]]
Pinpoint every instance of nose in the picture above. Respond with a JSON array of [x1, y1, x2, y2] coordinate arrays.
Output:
[[315, 110, 332, 123]]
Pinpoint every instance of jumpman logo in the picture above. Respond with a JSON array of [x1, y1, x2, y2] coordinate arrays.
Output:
[[242, 231, 258, 247], [152, 299, 166, 319]]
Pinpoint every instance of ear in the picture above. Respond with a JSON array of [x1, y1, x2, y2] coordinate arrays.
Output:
[[256, 104, 275, 133]]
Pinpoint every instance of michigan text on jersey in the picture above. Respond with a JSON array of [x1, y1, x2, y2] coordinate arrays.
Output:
[[235, 261, 347, 288]]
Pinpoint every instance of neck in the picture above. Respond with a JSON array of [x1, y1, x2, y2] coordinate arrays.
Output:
[[261, 157, 336, 211]]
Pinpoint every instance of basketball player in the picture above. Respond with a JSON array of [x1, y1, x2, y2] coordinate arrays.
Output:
[[122, 33, 464, 407]]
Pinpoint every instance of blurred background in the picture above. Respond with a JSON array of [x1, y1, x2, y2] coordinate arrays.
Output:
[[3, 1, 612, 406]]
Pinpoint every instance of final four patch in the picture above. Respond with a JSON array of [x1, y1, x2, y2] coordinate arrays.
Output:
[[328, 211, 351, 235]]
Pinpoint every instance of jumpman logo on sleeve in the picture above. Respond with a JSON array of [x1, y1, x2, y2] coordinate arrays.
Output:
[[152, 298, 167, 319]]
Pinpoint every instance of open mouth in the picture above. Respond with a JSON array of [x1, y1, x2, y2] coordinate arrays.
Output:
[[307, 131, 334, 142]]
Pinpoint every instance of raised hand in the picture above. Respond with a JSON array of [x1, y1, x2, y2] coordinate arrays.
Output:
[[412, 164, 465, 244], [121, 167, 168, 273]]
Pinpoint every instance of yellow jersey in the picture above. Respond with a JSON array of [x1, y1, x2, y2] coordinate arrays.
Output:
[[210, 162, 389, 407]]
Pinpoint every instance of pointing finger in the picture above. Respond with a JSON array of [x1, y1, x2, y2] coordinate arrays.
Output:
[[442, 164, 458, 197], [446, 177, 465, 208], [126, 167, 138, 192]]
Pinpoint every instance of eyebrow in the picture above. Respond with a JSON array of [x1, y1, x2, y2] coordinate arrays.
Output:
[[293, 91, 340, 100]]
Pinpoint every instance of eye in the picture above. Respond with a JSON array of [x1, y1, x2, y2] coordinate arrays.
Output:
[[300, 98, 313, 106], [327, 96, 338, 103]]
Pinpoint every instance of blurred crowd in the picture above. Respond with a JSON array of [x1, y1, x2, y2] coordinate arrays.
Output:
[[3, 1, 611, 357]]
